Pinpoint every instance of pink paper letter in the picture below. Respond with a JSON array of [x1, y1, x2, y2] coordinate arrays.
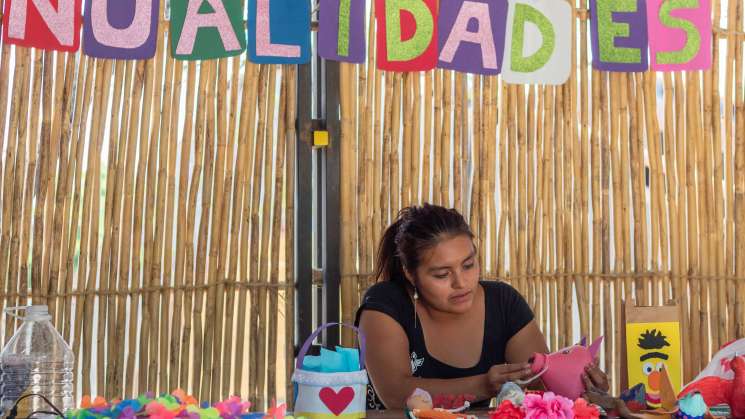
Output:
[[176, 0, 241, 55], [255, 0, 300, 57], [439, 1, 498, 69], [8, 0, 76, 46], [91, 0, 151, 48]]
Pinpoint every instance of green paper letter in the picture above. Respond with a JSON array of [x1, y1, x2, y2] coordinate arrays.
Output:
[[385, 0, 434, 62], [510, 3, 555, 72], [596, 0, 642, 63], [657, 0, 701, 64], [338, 0, 351, 56]]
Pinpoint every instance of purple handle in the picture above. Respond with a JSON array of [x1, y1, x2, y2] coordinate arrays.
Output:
[[296, 323, 366, 370]]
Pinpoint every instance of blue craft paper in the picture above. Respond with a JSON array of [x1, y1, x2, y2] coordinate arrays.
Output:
[[301, 355, 322, 372], [335, 346, 361, 372], [247, 0, 311, 64], [302, 347, 361, 372], [319, 347, 346, 372]]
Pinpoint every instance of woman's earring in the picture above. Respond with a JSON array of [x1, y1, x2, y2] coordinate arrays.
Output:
[[413, 288, 419, 328]]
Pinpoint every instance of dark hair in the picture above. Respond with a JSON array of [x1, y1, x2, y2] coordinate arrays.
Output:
[[637, 329, 670, 350], [374, 203, 474, 285]]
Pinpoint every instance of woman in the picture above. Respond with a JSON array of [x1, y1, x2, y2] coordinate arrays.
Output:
[[355, 204, 608, 409]]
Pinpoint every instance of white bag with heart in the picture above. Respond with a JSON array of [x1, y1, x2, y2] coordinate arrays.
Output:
[[292, 323, 368, 419]]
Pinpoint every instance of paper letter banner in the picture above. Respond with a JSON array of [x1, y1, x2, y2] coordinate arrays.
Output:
[[170, 0, 245, 60], [590, 0, 648, 71], [625, 305, 683, 407], [376, 0, 438, 71], [318, 0, 366, 63], [3, 0, 82, 52], [437, 0, 508, 75], [83, 0, 159, 59], [502, 0, 570, 85], [647, 0, 710, 71], [248, 0, 310, 64]]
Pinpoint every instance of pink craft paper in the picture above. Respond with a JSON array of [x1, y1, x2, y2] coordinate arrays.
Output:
[[646, 0, 711, 71], [247, 0, 310, 63], [437, 0, 508, 75], [255, 0, 299, 57], [530, 336, 603, 400], [175, 0, 242, 56], [83, 0, 159, 59]]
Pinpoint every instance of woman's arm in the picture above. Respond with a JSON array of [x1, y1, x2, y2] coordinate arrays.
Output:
[[504, 320, 549, 363], [359, 310, 529, 408], [504, 320, 549, 390]]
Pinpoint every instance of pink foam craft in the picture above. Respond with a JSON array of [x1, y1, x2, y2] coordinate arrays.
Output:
[[528, 336, 604, 400]]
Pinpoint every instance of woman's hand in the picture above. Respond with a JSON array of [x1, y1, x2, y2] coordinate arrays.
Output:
[[581, 358, 610, 393], [486, 363, 533, 394]]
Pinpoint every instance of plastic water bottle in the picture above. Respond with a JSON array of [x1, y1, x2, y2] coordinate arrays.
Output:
[[1, 305, 74, 418]]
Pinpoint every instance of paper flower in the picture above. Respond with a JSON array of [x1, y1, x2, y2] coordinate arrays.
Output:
[[117, 406, 140, 419], [65, 409, 98, 419], [176, 410, 201, 419], [187, 405, 222, 419], [571, 399, 599, 419], [490, 400, 525, 419], [112, 400, 142, 418], [91, 396, 108, 409], [146, 400, 181, 419], [173, 389, 200, 406], [75, 391, 259, 419], [158, 395, 186, 412], [523, 392, 574, 419], [215, 395, 252, 418], [265, 399, 287, 419]]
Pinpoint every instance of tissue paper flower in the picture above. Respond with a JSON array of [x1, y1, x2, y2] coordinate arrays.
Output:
[[187, 404, 222, 419], [215, 395, 252, 418], [523, 392, 574, 419], [113, 400, 143, 418], [490, 400, 525, 419], [571, 399, 599, 419], [75, 392, 260, 419], [146, 400, 181, 419], [265, 399, 287, 419], [158, 395, 186, 411], [173, 388, 200, 405], [80, 396, 94, 409]]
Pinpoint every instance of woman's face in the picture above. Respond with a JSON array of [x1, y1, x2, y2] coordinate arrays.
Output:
[[408, 234, 480, 314]]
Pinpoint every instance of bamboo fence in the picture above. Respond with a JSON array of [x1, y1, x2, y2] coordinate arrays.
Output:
[[0, 2, 296, 407], [338, 0, 745, 395]]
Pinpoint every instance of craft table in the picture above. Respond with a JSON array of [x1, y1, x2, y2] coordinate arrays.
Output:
[[366, 410, 491, 419]]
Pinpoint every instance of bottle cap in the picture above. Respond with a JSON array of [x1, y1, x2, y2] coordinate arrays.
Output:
[[5, 305, 52, 322]]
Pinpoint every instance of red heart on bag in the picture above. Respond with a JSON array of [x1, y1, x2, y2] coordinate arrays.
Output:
[[319, 387, 355, 416]]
